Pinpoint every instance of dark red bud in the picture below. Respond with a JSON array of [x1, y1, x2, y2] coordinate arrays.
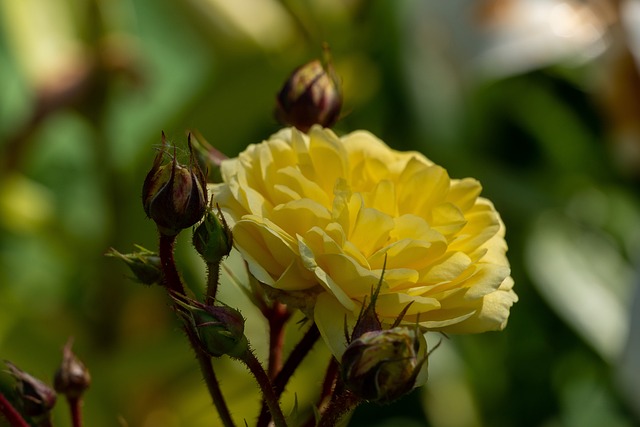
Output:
[[142, 133, 208, 236], [275, 58, 342, 133]]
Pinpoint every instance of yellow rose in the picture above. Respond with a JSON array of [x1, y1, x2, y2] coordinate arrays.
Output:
[[212, 126, 517, 358]]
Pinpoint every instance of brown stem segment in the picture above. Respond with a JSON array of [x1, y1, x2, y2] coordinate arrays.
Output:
[[0, 393, 29, 427], [158, 232, 234, 426], [158, 233, 185, 295], [67, 397, 83, 427], [187, 331, 236, 427], [242, 351, 288, 427], [318, 357, 339, 410], [316, 379, 360, 427], [267, 302, 291, 379], [301, 357, 339, 427], [257, 323, 321, 427]]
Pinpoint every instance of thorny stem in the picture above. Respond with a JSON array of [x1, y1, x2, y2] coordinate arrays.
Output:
[[0, 393, 29, 427], [274, 323, 320, 396], [159, 233, 234, 426], [242, 351, 288, 427], [318, 357, 339, 412], [158, 233, 185, 295], [301, 357, 339, 427], [266, 302, 291, 379], [316, 378, 361, 427], [187, 331, 236, 427], [257, 323, 321, 427], [205, 260, 221, 303]]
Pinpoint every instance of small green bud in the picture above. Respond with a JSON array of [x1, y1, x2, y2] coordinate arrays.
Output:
[[275, 52, 342, 133], [193, 205, 233, 264], [5, 361, 57, 418], [106, 245, 162, 285], [142, 132, 208, 236], [173, 295, 248, 358], [53, 339, 91, 400], [341, 327, 427, 404]]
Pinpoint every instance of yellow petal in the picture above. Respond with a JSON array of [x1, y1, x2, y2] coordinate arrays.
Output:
[[314, 293, 356, 359]]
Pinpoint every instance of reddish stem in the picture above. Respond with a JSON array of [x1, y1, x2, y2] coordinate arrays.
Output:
[[257, 323, 321, 427], [0, 393, 29, 427], [158, 232, 235, 426], [158, 233, 185, 295], [266, 302, 291, 379], [301, 357, 340, 427], [316, 378, 360, 427], [318, 357, 339, 410], [68, 397, 82, 427]]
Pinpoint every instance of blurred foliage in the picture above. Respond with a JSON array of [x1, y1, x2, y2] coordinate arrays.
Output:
[[1, 0, 640, 426]]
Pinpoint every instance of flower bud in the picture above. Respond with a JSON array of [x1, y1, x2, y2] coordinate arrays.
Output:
[[192, 205, 233, 264], [54, 339, 91, 400], [341, 327, 427, 404], [105, 245, 162, 285], [5, 361, 57, 418], [173, 295, 248, 358], [142, 133, 208, 236], [275, 57, 342, 133]]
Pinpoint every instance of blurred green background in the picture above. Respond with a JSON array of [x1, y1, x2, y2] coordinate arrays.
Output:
[[1, 0, 640, 426]]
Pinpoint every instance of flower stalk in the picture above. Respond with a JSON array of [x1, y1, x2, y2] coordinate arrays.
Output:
[[316, 379, 360, 427], [257, 323, 321, 427], [158, 233, 185, 295], [0, 393, 30, 427], [266, 302, 291, 379], [185, 329, 236, 427], [241, 350, 288, 427]]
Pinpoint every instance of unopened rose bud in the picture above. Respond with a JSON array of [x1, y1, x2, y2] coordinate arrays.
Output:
[[275, 57, 342, 132], [5, 361, 57, 418], [341, 327, 427, 404], [193, 205, 233, 264], [106, 245, 162, 285], [54, 339, 91, 399], [142, 133, 208, 236], [173, 295, 248, 358]]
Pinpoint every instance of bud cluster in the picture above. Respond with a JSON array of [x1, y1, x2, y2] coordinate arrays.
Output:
[[3, 342, 90, 425]]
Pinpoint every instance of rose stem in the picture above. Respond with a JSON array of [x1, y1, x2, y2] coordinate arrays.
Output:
[[186, 329, 236, 427], [205, 260, 221, 302], [159, 233, 235, 426], [241, 350, 288, 427], [301, 357, 339, 427], [158, 233, 185, 295], [0, 393, 29, 427], [316, 378, 361, 427], [67, 396, 82, 427], [257, 323, 321, 427], [266, 302, 291, 379]]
